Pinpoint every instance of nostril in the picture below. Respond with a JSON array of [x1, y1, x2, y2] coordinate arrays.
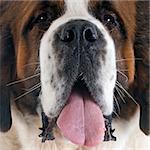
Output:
[[83, 27, 97, 42], [60, 30, 75, 42]]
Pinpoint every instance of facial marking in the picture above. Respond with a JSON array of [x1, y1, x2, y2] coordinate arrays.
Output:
[[39, 0, 116, 117]]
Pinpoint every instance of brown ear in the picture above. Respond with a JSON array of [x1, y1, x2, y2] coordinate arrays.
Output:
[[134, 1, 150, 135], [0, 25, 15, 132]]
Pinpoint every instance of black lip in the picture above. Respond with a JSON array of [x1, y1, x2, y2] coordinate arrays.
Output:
[[39, 111, 117, 143]]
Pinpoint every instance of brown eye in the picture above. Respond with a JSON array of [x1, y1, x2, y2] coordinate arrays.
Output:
[[30, 11, 52, 30], [103, 14, 116, 25], [34, 12, 49, 24], [101, 13, 118, 30]]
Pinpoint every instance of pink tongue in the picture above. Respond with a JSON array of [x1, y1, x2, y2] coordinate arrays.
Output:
[[57, 92, 105, 147]]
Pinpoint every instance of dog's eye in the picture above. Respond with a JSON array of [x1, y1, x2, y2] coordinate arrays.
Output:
[[30, 11, 52, 30], [103, 14, 116, 25], [101, 12, 118, 30], [34, 12, 49, 24]]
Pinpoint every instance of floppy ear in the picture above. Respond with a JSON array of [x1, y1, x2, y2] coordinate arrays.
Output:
[[0, 25, 15, 132], [134, 1, 150, 135]]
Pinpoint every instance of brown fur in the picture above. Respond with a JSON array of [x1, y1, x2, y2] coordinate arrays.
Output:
[[0, 0, 149, 149]]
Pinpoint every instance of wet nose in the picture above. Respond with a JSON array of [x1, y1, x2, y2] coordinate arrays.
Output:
[[59, 20, 98, 43]]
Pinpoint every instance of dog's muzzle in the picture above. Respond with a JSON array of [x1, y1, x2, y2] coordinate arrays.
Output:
[[53, 20, 106, 99], [40, 20, 116, 147]]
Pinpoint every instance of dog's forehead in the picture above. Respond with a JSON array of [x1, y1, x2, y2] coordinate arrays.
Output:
[[55, 0, 90, 17], [65, 0, 89, 11], [64, 0, 101, 14]]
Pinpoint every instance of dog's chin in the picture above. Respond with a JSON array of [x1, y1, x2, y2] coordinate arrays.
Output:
[[54, 76, 106, 147], [40, 71, 115, 147]]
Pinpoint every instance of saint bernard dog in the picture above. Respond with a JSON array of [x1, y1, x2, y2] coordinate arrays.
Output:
[[0, 0, 150, 150]]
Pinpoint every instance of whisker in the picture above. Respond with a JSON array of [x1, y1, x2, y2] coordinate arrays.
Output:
[[23, 62, 40, 67], [14, 84, 41, 101], [117, 69, 129, 72], [117, 86, 125, 97], [116, 58, 142, 62], [115, 86, 126, 103], [113, 110, 120, 119], [7, 73, 40, 86], [117, 70, 128, 82], [114, 95, 121, 114], [116, 81, 138, 105], [34, 65, 40, 74], [24, 83, 41, 92]]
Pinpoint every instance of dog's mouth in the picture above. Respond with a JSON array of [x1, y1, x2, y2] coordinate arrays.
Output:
[[56, 77, 105, 147], [40, 76, 116, 147]]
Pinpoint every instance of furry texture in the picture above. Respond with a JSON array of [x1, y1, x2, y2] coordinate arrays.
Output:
[[0, 0, 149, 150], [0, 108, 150, 150]]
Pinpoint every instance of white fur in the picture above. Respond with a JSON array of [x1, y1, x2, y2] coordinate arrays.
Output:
[[1, 1, 149, 150], [40, 0, 116, 117], [0, 107, 150, 150]]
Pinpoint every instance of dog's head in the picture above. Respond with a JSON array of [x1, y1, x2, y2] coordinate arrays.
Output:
[[0, 0, 149, 147]]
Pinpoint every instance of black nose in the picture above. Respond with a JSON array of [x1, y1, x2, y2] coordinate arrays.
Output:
[[59, 20, 98, 43]]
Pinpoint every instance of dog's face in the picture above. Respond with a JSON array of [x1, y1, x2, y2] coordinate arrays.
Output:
[[40, 1, 118, 117], [23, 0, 135, 116], [0, 0, 149, 147]]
